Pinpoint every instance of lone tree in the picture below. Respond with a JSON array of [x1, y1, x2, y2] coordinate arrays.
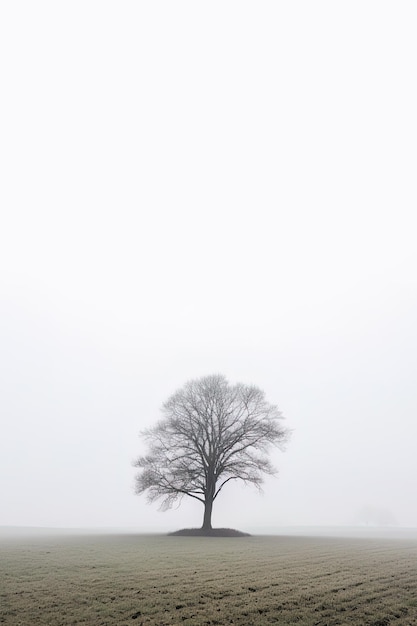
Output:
[[134, 374, 289, 532]]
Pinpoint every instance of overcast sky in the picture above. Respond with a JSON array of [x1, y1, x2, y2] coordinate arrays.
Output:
[[1, 1, 416, 532]]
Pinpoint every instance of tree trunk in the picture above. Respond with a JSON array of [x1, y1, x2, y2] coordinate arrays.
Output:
[[202, 498, 213, 531]]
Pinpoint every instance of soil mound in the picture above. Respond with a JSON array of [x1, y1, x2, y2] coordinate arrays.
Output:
[[168, 528, 251, 537]]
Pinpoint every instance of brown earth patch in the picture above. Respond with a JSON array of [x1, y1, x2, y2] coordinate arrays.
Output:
[[168, 527, 251, 537]]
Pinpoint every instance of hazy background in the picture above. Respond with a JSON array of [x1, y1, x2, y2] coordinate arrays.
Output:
[[1, 1, 416, 533]]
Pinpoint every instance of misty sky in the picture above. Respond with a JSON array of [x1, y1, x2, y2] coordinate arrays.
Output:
[[1, 2, 416, 532]]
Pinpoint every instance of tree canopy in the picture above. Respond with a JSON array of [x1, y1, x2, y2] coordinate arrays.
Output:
[[134, 374, 289, 531]]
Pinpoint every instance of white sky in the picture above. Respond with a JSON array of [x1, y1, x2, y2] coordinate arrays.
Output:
[[1, 1, 416, 532]]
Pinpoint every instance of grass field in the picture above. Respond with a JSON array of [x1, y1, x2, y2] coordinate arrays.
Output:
[[1, 533, 417, 625]]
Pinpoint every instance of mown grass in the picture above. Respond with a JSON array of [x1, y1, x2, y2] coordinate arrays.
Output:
[[1, 533, 417, 625]]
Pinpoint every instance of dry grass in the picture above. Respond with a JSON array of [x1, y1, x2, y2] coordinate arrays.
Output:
[[1, 533, 417, 625]]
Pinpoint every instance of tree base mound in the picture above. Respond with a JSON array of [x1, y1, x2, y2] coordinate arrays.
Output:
[[168, 528, 251, 537]]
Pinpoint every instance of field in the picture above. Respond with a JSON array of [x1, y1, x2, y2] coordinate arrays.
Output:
[[1, 533, 417, 625]]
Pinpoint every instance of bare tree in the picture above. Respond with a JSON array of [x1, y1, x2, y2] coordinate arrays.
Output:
[[134, 374, 289, 531]]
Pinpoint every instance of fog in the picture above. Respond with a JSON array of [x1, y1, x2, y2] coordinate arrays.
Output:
[[1, 2, 416, 534]]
